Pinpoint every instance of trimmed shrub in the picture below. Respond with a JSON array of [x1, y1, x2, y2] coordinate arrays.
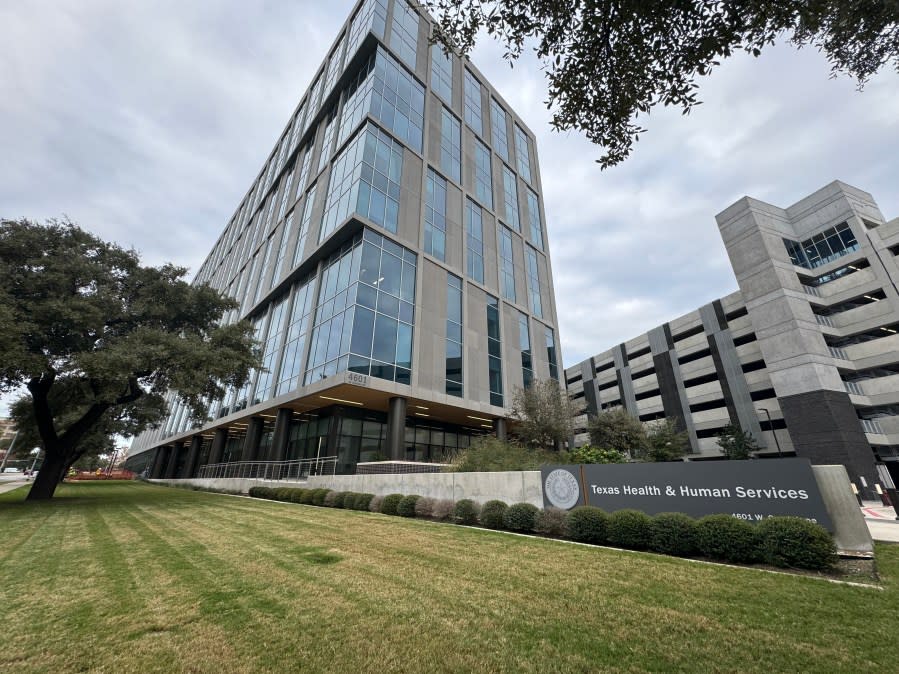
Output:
[[650, 512, 699, 557], [274, 487, 294, 502], [415, 497, 436, 518], [323, 490, 340, 507], [354, 493, 375, 511], [311, 488, 330, 506], [696, 514, 759, 564], [431, 499, 455, 521], [566, 506, 608, 544], [479, 500, 509, 529], [535, 508, 568, 537], [369, 495, 384, 513], [454, 499, 480, 525], [288, 489, 307, 504], [248, 486, 272, 499], [337, 491, 357, 509], [504, 503, 540, 532], [299, 489, 316, 504], [756, 516, 836, 570], [397, 495, 421, 517], [380, 493, 404, 516], [607, 510, 653, 550]]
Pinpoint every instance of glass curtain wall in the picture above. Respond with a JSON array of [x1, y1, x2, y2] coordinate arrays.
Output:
[[304, 229, 417, 385]]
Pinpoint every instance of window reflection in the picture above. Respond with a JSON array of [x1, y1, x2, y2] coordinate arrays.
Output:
[[783, 222, 859, 269], [305, 229, 417, 385]]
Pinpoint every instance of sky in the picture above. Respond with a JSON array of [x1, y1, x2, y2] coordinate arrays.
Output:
[[2, 0, 898, 419]]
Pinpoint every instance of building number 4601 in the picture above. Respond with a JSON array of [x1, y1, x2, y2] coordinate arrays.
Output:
[[732, 513, 818, 524]]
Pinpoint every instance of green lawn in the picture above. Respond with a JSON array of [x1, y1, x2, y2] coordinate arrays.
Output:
[[1, 481, 896, 673]]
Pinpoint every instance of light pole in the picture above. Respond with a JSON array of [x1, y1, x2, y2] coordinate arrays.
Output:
[[757, 407, 783, 457], [0, 431, 19, 472], [29, 448, 41, 477]]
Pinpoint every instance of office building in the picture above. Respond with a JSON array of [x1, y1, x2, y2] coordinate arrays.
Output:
[[567, 182, 899, 497], [125, 0, 561, 477]]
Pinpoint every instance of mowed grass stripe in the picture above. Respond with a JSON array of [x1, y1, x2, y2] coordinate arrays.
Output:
[[128, 491, 882, 671], [119, 490, 892, 668], [0, 481, 896, 673]]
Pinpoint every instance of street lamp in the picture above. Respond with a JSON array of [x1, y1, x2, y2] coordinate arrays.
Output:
[[757, 407, 783, 457]]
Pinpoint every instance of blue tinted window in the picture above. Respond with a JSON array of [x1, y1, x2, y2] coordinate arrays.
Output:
[[464, 69, 483, 136], [490, 99, 509, 162], [446, 273, 463, 397], [487, 294, 503, 406], [545, 326, 558, 380], [390, 0, 419, 68], [502, 165, 520, 231], [347, 0, 388, 59], [474, 139, 492, 209], [424, 168, 447, 261], [339, 48, 424, 152], [514, 125, 532, 184], [518, 311, 533, 389], [440, 107, 461, 184], [525, 246, 542, 318], [304, 230, 417, 385], [430, 43, 453, 102], [321, 123, 403, 241], [466, 199, 484, 284], [525, 188, 542, 250], [783, 222, 859, 269], [499, 226, 516, 302]]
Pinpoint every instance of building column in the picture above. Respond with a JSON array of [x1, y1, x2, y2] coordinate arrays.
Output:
[[387, 397, 407, 460], [183, 436, 202, 478], [270, 409, 293, 462], [164, 442, 182, 479], [209, 428, 228, 465], [150, 446, 169, 479], [242, 417, 265, 462], [493, 418, 507, 442]]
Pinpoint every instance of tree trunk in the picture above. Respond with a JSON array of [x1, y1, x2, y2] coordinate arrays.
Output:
[[25, 449, 71, 500]]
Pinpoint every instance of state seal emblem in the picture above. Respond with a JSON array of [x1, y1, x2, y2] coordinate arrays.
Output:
[[544, 468, 580, 510]]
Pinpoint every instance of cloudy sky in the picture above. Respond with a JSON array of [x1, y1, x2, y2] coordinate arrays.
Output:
[[2, 0, 898, 411]]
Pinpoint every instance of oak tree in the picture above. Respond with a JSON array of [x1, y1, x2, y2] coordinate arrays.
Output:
[[425, 1, 899, 167], [0, 219, 260, 499]]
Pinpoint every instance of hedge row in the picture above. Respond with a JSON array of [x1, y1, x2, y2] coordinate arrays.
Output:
[[246, 487, 836, 570]]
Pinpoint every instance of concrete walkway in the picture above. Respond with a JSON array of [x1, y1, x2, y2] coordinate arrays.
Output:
[[860, 500, 899, 543], [0, 480, 28, 495]]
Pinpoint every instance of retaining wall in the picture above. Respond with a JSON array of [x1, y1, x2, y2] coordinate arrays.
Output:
[[152, 464, 873, 555]]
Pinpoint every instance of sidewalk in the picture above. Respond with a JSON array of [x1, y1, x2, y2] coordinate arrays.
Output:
[[0, 480, 28, 495], [861, 500, 899, 543]]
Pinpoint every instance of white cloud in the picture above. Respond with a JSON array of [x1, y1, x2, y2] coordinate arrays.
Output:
[[1, 0, 897, 417]]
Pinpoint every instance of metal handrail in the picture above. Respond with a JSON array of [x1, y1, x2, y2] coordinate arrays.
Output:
[[196, 456, 338, 481]]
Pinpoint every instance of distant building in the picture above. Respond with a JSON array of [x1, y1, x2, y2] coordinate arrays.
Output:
[[567, 182, 899, 499], [126, 0, 561, 478], [0, 418, 16, 462]]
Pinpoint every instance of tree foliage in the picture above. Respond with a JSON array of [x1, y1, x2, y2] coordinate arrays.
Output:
[[425, 0, 899, 167], [716, 423, 760, 459], [638, 417, 691, 462], [587, 408, 646, 457], [445, 436, 559, 472], [509, 379, 576, 449], [0, 218, 260, 499], [566, 445, 627, 464]]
